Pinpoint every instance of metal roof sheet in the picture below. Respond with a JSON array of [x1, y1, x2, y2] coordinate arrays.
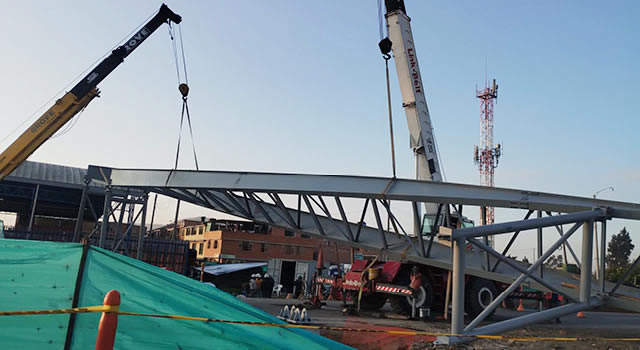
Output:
[[6, 161, 87, 189]]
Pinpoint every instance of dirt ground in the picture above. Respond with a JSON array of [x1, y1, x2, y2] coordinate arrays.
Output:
[[243, 297, 640, 350]]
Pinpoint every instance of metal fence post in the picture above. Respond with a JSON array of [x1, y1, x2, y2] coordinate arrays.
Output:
[[580, 220, 594, 303], [451, 237, 465, 335]]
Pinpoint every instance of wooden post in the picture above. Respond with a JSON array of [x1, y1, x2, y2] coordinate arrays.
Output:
[[443, 271, 452, 320], [95, 290, 120, 350]]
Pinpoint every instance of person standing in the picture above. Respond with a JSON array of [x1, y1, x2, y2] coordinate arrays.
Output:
[[262, 273, 275, 298], [255, 273, 263, 297], [249, 274, 257, 297]]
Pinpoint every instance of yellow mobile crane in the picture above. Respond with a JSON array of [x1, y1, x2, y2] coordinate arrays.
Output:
[[0, 4, 182, 180]]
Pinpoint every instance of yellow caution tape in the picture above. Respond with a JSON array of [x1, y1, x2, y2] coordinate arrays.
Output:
[[0, 305, 118, 316], [1, 306, 639, 342]]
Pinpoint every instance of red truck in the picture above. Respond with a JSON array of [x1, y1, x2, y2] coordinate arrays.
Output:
[[339, 259, 500, 318]]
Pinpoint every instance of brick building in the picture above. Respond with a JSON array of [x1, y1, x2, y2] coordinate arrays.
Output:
[[174, 218, 354, 293]]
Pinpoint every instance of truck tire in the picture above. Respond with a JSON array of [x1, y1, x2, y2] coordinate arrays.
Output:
[[359, 293, 388, 311], [389, 280, 433, 315], [465, 278, 497, 318]]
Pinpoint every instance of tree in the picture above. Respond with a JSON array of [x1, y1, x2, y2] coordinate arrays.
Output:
[[605, 227, 635, 282], [606, 227, 634, 267]]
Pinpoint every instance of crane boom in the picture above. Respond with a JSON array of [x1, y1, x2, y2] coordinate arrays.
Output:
[[0, 4, 181, 180], [383, 0, 442, 183]]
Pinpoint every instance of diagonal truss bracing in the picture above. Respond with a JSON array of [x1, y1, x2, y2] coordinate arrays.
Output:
[[86, 165, 640, 319]]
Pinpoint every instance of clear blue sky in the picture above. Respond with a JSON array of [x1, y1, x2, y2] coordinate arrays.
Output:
[[0, 1, 638, 261]]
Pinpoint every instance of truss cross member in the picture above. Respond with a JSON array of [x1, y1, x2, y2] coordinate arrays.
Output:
[[468, 238, 575, 302], [463, 221, 583, 332]]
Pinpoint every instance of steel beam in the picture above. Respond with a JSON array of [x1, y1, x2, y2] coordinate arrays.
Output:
[[84, 165, 640, 323], [600, 220, 607, 293], [468, 238, 575, 302], [452, 209, 605, 240], [549, 217, 582, 269], [99, 188, 112, 248], [172, 199, 180, 240], [426, 203, 443, 258], [412, 202, 423, 252], [245, 193, 274, 224], [200, 190, 235, 215], [302, 195, 326, 236], [459, 298, 601, 341], [379, 199, 421, 256], [335, 197, 355, 241], [451, 237, 465, 335], [27, 184, 40, 233], [73, 182, 89, 242], [111, 197, 127, 250], [223, 191, 251, 217], [537, 210, 543, 311], [355, 199, 369, 242], [269, 193, 298, 229], [491, 210, 534, 271], [610, 251, 640, 295], [482, 206, 489, 270], [113, 206, 143, 252], [86, 166, 640, 220], [580, 220, 594, 303], [464, 221, 583, 332], [137, 194, 148, 260], [315, 195, 353, 241], [371, 199, 389, 249]]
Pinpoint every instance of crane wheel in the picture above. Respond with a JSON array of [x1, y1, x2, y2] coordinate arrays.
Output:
[[359, 293, 388, 311], [465, 278, 497, 319], [389, 279, 433, 315]]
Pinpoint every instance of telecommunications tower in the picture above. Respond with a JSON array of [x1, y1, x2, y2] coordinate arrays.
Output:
[[473, 79, 501, 241]]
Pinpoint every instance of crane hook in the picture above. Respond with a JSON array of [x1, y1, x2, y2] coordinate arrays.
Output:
[[179, 83, 189, 99], [378, 37, 392, 61]]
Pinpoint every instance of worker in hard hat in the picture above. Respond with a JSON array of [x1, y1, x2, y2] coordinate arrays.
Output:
[[249, 274, 257, 297], [255, 273, 263, 297]]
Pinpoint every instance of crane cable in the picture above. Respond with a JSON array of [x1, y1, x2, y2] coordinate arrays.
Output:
[[378, 2, 397, 232], [377, 1, 396, 179], [168, 22, 199, 173]]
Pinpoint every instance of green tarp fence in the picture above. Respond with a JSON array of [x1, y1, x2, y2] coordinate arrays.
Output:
[[0, 239, 351, 349]]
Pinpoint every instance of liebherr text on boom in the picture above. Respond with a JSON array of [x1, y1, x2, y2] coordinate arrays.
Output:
[[0, 4, 182, 180]]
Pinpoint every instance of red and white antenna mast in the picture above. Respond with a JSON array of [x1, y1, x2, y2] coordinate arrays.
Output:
[[474, 79, 501, 232]]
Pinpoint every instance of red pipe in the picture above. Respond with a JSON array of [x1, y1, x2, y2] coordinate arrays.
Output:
[[95, 290, 120, 350]]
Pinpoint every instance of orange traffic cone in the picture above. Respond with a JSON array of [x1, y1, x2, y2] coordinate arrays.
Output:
[[576, 311, 586, 318], [516, 299, 525, 312]]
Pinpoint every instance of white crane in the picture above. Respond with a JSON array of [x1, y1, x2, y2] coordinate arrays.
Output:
[[380, 0, 443, 233]]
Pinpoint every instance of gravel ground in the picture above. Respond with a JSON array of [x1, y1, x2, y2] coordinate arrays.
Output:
[[243, 297, 640, 350]]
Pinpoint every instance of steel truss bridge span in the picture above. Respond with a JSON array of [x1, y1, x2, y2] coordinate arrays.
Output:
[[85, 166, 640, 344]]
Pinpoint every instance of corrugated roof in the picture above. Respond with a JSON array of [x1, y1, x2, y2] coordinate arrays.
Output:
[[6, 161, 87, 189]]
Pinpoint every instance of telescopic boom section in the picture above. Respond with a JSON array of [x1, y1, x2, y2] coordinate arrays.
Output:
[[383, 0, 441, 183], [0, 4, 181, 180]]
